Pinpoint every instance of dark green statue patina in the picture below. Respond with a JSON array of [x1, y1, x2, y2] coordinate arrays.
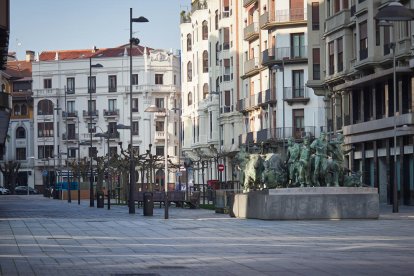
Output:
[[235, 132, 362, 191]]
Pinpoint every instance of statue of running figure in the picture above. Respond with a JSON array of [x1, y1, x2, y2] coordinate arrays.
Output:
[[310, 132, 329, 186]]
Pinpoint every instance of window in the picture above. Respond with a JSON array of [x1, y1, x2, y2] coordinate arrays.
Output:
[[291, 33, 305, 58], [224, 90, 231, 112], [89, 147, 97, 158], [293, 109, 305, 139], [108, 122, 117, 135], [68, 148, 77, 158], [66, 77, 75, 93], [187, 34, 192, 51], [67, 124, 76, 140], [188, 92, 193, 105], [156, 146, 164, 156], [155, 121, 164, 132], [132, 74, 138, 85], [328, 41, 334, 75], [155, 74, 163, 85], [203, 83, 209, 99], [292, 70, 304, 98], [312, 2, 319, 30], [132, 121, 139, 135], [223, 59, 230, 81], [109, 147, 117, 157], [334, 0, 340, 13], [67, 101, 75, 113], [312, 48, 320, 80], [337, 37, 343, 72], [359, 21, 368, 60], [16, 127, 26, 139], [187, 61, 192, 81], [88, 100, 96, 113], [132, 98, 138, 112], [108, 75, 117, 92], [38, 122, 54, 137], [88, 76, 96, 93], [202, 51, 208, 73], [155, 98, 164, 108], [38, 145, 54, 159], [223, 27, 230, 50], [37, 99, 53, 115], [215, 10, 218, 30], [43, 79, 52, 89], [108, 99, 117, 111], [202, 20, 208, 40], [88, 123, 96, 133], [174, 75, 176, 85]]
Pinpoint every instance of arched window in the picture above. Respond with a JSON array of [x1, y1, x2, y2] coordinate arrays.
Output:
[[37, 99, 54, 115], [16, 127, 26, 139], [187, 61, 192, 82], [202, 50, 208, 73], [155, 169, 165, 188], [202, 20, 208, 40], [188, 92, 193, 106], [203, 83, 209, 99], [21, 104, 28, 116], [13, 104, 21, 116], [187, 34, 192, 51]]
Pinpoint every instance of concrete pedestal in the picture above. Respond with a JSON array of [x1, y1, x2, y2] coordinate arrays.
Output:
[[232, 187, 379, 220]]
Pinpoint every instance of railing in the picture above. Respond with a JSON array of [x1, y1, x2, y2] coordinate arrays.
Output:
[[154, 131, 165, 140], [83, 110, 99, 117], [284, 86, 308, 99], [265, 89, 276, 102], [325, 9, 351, 33], [108, 132, 120, 139], [221, 106, 232, 113], [244, 57, 259, 75], [103, 109, 119, 116], [34, 88, 62, 97], [243, 0, 257, 7], [243, 22, 259, 41], [272, 126, 316, 140], [62, 133, 79, 141], [274, 46, 308, 60], [359, 48, 368, 60], [132, 84, 179, 93], [259, 12, 269, 28], [62, 111, 78, 118], [276, 8, 306, 22], [237, 99, 246, 111]]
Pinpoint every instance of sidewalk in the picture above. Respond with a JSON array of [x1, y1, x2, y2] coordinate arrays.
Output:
[[0, 195, 413, 275]]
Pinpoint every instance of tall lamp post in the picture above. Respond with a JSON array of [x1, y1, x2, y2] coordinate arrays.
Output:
[[375, 1, 414, 213], [88, 58, 103, 207], [129, 8, 148, 214], [145, 104, 169, 219]]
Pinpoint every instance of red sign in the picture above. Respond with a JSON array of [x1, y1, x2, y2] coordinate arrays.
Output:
[[218, 164, 224, 172]]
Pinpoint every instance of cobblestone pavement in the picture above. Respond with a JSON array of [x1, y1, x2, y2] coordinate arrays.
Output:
[[0, 195, 413, 276]]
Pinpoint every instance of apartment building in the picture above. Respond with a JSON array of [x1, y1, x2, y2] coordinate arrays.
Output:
[[180, 0, 243, 184], [0, 52, 35, 189], [307, 0, 414, 204], [31, 45, 181, 192], [240, 0, 325, 152]]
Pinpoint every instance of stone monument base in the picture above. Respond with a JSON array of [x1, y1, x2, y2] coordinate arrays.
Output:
[[232, 187, 379, 220]]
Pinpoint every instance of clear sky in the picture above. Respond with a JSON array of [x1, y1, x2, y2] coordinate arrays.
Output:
[[9, 0, 190, 60]]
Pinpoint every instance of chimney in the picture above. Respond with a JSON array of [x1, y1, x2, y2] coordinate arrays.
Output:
[[25, 50, 35, 62]]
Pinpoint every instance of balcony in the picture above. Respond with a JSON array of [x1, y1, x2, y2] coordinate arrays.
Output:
[[221, 105, 233, 113], [260, 8, 307, 29], [108, 131, 120, 139], [62, 133, 79, 141], [62, 111, 78, 119], [264, 89, 276, 103], [284, 87, 310, 105], [131, 84, 179, 93], [243, 0, 257, 7], [273, 126, 316, 140], [103, 109, 119, 118], [261, 46, 307, 66], [324, 9, 351, 34], [243, 22, 259, 41], [83, 110, 99, 119], [154, 131, 165, 141], [244, 57, 260, 76], [237, 98, 246, 112]]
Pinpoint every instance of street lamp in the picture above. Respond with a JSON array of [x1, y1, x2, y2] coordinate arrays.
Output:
[[95, 131, 111, 210], [375, 1, 414, 213], [145, 104, 169, 219], [272, 61, 286, 156], [129, 8, 148, 214], [28, 157, 35, 196], [88, 58, 103, 207]]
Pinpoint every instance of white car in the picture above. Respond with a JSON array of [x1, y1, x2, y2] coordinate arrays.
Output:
[[0, 186, 10, 195]]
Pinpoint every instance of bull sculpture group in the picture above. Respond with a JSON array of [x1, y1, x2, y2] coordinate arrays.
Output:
[[234, 132, 362, 192]]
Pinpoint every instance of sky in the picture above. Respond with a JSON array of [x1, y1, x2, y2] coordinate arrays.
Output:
[[9, 0, 190, 60]]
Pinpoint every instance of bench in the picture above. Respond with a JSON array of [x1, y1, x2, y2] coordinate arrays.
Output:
[[134, 191, 200, 208]]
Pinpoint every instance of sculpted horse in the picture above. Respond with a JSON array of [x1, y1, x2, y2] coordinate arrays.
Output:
[[243, 154, 265, 192], [262, 153, 288, 188]]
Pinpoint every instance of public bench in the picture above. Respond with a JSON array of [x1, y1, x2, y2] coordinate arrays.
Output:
[[134, 191, 200, 208]]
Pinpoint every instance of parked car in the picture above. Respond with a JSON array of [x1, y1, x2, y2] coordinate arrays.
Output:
[[0, 186, 10, 195], [14, 186, 38, 195]]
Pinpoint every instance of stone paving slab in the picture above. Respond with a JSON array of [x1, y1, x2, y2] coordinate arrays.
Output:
[[0, 195, 413, 275]]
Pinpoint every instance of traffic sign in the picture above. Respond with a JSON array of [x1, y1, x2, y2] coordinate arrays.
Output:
[[42, 170, 48, 176], [218, 164, 224, 172]]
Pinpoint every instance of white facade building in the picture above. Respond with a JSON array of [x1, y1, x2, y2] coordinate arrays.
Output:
[[31, 45, 181, 191]]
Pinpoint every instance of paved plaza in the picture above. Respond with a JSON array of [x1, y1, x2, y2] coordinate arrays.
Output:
[[0, 195, 413, 276]]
